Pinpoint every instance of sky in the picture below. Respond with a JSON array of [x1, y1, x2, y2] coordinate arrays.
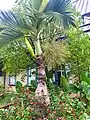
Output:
[[0, 0, 15, 10]]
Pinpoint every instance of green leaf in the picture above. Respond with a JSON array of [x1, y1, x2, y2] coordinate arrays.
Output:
[[81, 73, 90, 85], [61, 75, 70, 91], [16, 81, 22, 93]]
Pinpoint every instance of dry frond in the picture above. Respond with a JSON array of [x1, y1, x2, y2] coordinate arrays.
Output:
[[42, 41, 69, 70]]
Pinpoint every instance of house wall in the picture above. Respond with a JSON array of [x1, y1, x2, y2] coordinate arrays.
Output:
[[0, 66, 71, 91], [5, 71, 27, 91], [0, 67, 37, 91]]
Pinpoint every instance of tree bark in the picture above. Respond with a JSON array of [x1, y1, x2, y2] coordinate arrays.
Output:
[[35, 54, 50, 119], [35, 54, 50, 107], [32, 40, 50, 119]]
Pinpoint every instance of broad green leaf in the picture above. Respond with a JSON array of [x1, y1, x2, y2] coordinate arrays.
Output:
[[16, 81, 22, 93]]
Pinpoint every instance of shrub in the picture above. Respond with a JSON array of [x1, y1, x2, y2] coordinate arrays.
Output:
[[0, 81, 90, 120]]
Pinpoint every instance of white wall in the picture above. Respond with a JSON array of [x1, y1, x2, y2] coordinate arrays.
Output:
[[5, 71, 27, 91]]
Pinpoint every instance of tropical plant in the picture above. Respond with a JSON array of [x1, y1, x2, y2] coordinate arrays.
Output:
[[0, 0, 75, 116], [81, 81, 90, 101], [81, 72, 90, 85], [60, 75, 70, 91]]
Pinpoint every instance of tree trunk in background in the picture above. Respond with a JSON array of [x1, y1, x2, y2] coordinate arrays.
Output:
[[3, 72, 6, 88]]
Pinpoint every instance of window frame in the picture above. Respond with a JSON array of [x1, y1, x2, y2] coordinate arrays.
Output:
[[27, 67, 36, 86], [8, 75, 16, 86]]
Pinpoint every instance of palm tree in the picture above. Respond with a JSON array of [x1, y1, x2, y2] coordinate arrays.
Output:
[[0, 0, 75, 109]]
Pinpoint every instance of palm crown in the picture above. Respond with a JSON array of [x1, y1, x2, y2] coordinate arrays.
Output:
[[0, 0, 75, 47]]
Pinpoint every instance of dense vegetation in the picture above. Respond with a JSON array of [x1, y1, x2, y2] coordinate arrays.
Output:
[[0, 0, 90, 120], [0, 79, 90, 120]]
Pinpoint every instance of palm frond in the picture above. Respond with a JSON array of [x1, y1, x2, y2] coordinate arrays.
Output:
[[16, 0, 48, 11], [15, 0, 75, 28], [43, 0, 75, 28], [44, 0, 71, 13], [42, 40, 69, 70], [0, 11, 36, 46], [32, 0, 42, 10], [0, 11, 36, 31]]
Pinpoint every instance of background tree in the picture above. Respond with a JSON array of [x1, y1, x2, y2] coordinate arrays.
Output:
[[0, 0, 75, 116], [0, 40, 34, 74], [67, 27, 90, 80]]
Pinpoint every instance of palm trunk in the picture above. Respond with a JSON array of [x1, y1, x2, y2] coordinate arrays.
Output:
[[25, 38, 50, 105], [35, 40, 50, 116], [25, 38, 50, 118]]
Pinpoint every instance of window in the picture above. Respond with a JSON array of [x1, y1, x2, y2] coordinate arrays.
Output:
[[27, 67, 36, 86], [0, 71, 2, 76], [9, 76, 16, 86]]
